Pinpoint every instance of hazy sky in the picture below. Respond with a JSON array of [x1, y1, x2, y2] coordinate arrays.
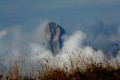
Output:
[[0, 0, 120, 29], [0, 0, 120, 59]]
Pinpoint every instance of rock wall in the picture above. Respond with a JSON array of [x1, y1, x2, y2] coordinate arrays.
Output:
[[44, 22, 65, 55]]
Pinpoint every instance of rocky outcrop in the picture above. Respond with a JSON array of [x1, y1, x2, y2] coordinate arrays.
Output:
[[44, 22, 65, 55]]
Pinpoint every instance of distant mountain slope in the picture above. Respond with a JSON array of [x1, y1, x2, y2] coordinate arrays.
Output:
[[44, 22, 65, 55]]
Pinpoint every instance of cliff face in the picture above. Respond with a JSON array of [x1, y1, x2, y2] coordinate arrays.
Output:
[[44, 22, 65, 55]]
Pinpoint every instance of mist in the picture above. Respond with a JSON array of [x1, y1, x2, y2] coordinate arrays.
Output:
[[0, 20, 120, 69]]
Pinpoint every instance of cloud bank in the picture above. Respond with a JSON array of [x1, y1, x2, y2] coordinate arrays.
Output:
[[0, 20, 120, 69]]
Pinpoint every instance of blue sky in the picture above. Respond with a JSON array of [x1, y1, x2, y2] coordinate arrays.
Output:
[[0, 0, 120, 59], [0, 0, 120, 29]]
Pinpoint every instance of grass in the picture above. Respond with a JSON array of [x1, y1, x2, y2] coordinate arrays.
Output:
[[0, 52, 120, 80]]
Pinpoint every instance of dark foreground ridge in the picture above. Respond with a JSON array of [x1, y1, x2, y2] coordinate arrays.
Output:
[[44, 22, 65, 55]]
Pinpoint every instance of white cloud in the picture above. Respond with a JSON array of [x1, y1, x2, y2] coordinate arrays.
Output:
[[29, 30, 106, 69], [0, 30, 7, 39], [34, 20, 49, 44], [30, 43, 52, 61], [62, 31, 86, 52]]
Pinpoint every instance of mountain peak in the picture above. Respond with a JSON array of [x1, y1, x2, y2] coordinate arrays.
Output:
[[44, 22, 65, 55]]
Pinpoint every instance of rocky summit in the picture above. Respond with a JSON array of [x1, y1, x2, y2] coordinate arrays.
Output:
[[44, 22, 65, 55]]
